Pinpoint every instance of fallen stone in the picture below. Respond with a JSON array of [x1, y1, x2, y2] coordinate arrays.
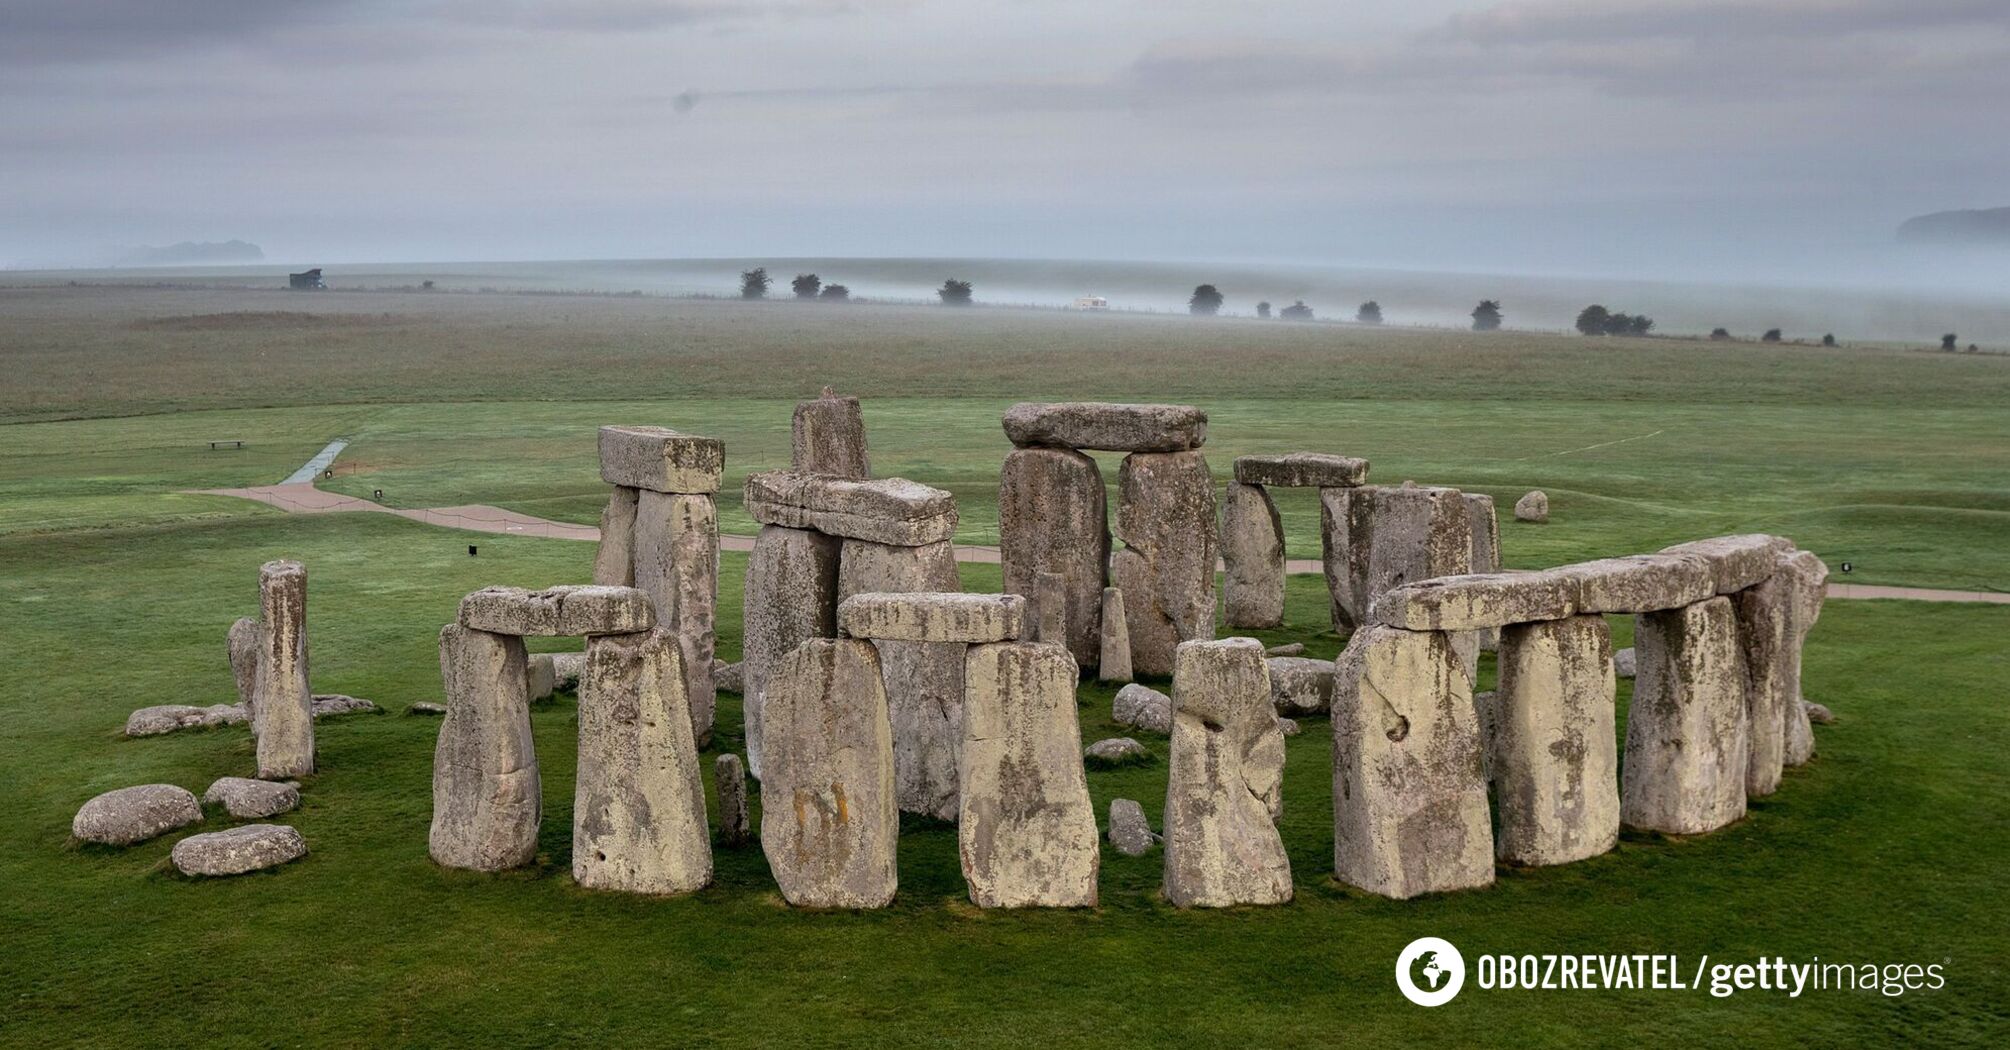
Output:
[[1163, 638, 1291, 907], [633, 489, 719, 744], [1084, 736, 1150, 764], [1266, 656, 1335, 715], [1264, 642, 1305, 657], [1097, 587, 1133, 683], [254, 560, 314, 780], [551, 652, 585, 690], [457, 584, 656, 638], [1107, 798, 1158, 856], [429, 624, 540, 872], [715, 753, 750, 846], [744, 471, 957, 546], [741, 525, 841, 779], [840, 538, 965, 820], [597, 425, 723, 494], [125, 703, 246, 737], [998, 447, 1109, 665], [202, 777, 300, 819], [1232, 452, 1369, 489], [1661, 534, 1794, 595], [1221, 481, 1285, 629], [711, 659, 743, 694], [1372, 571, 1577, 632], [73, 784, 202, 846], [759, 639, 898, 908], [792, 388, 871, 478], [227, 616, 261, 721], [526, 653, 556, 701], [1331, 625, 1493, 899], [309, 694, 377, 718], [1614, 647, 1637, 678], [171, 824, 306, 877], [1514, 490, 1549, 523], [573, 628, 712, 895], [1623, 597, 1750, 835], [836, 592, 1025, 643], [1492, 615, 1619, 866], [1552, 554, 1714, 615], [1002, 401, 1207, 452], [1112, 683, 1172, 734], [591, 485, 639, 586], [960, 642, 1100, 907], [1805, 701, 1835, 725], [1276, 716, 1300, 736], [410, 702, 446, 716], [1112, 450, 1218, 677]]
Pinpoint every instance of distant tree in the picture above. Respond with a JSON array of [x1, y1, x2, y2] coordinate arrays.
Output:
[[740, 267, 771, 300], [819, 283, 850, 302], [1624, 313, 1654, 336], [791, 273, 821, 299], [1472, 299, 1503, 331], [1357, 300, 1383, 325], [1255, 301, 1272, 320], [1576, 304, 1612, 336], [1762, 328, 1783, 343], [1280, 300, 1313, 321], [938, 279, 974, 306], [1710, 327, 1732, 341], [1189, 284, 1224, 316], [1942, 333, 1958, 351], [1821, 333, 1837, 347]]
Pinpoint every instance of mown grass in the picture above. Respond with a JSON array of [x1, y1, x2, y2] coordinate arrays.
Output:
[[2, 512, 2004, 1047]]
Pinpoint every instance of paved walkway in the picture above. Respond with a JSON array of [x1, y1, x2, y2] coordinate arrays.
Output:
[[281, 440, 350, 485]]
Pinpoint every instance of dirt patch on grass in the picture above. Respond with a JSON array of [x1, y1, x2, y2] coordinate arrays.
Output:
[[127, 311, 410, 332]]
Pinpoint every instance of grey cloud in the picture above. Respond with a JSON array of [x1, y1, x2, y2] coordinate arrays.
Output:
[[1436, 0, 2010, 44], [0, 0, 356, 62]]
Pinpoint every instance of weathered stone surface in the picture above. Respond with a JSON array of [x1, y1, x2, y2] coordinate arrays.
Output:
[[1614, 647, 1637, 678], [598, 425, 723, 494], [1781, 549, 1829, 766], [254, 560, 314, 780], [526, 653, 556, 701], [1322, 485, 1476, 644], [711, 659, 743, 694], [840, 539, 965, 820], [227, 616, 261, 721], [171, 824, 306, 876], [125, 703, 246, 737], [1318, 486, 1365, 631], [759, 639, 898, 908], [1514, 490, 1549, 523], [551, 652, 585, 690], [203, 777, 300, 819], [1163, 639, 1291, 906], [792, 389, 870, 478], [458, 584, 655, 638], [741, 525, 841, 780], [960, 642, 1100, 908], [1805, 701, 1834, 725], [1623, 597, 1750, 835], [309, 694, 376, 718], [1032, 571, 1071, 652], [744, 471, 957, 546], [1552, 554, 1714, 614], [1112, 683, 1172, 734], [1003, 401, 1207, 452], [1112, 450, 1218, 677], [430, 624, 539, 871], [1732, 571, 1795, 798], [1464, 493, 1502, 650], [591, 485, 639, 586], [1265, 642, 1305, 657], [837, 592, 1025, 643], [1221, 481, 1285, 629], [1372, 571, 1577, 632], [73, 784, 202, 846], [410, 701, 447, 716], [573, 629, 712, 895], [1331, 625, 1493, 899], [1084, 736, 1149, 763], [1097, 587, 1133, 683], [1107, 798, 1157, 856], [998, 446, 1108, 664], [1492, 616, 1619, 866], [634, 490, 719, 744], [1661, 534, 1794, 595], [1276, 716, 1301, 736], [715, 753, 750, 846], [1266, 656, 1335, 715], [1232, 452, 1369, 488]]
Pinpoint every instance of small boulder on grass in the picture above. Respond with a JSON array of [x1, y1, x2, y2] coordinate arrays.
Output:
[[1805, 701, 1836, 725], [1263, 642, 1306, 657], [1515, 490, 1549, 523], [1112, 684, 1172, 734], [73, 784, 202, 846], [172, 824, 306, 877], [409, 701, 446, 716], [203, 777, 300, 819], [1107, 799, 1159, 857], [1084, 737, 1151, 767]]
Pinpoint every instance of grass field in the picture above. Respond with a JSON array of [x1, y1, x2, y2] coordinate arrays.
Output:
[[2, 284, 2006, 1046]]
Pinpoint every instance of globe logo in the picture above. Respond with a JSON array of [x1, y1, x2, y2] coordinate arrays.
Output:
[[1395, 937, 1466, 1007]]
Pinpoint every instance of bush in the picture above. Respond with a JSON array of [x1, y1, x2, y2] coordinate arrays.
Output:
[[1942, 333, 1958, 351], [1762, 328, 1783, 343], [1822, 333, 1837, 347], [739, 267, 771, 300], [1711, 327, 1732, 341], [938, 279, 973, 306], [1472, 300, 1503, 331], [819, 284, 850, 302], [1357, 300, 1383, 325], [1280, 300, 1313, 321], [791, 274, 821, 300], [1576, 305, 1612, 336], [1189, 284, 1224, 316], [1255, 301, 1271, 320]]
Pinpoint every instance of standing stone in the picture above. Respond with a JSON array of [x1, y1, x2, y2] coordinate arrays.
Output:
[[1221, 481, 1285, 629], [1732, 571, 1795, 798], [1163, 639, 1290, 907], [526, 653, 556, 701], [998, 447, 1108, 665], [1112, 450, 1217, 677], [792, 388, 871, 477], [592, 485, 640, 587], [254, 560, 314, 780], [227, 616, 262, 731], [959, 642, 1100, 908], [1515, 490, 1549, 523], [1464, 493, 1502, 650], [1098, 587, 1133, 683], [430, 624, 539, 871], [573, 629, 711, 895], [759, 639, 898, 908], [716, 753, 750, 846], [1623, 597, 1750, 835], [1614, 647, 1637, 678], [633, 490, 719, 745], [1318, 486, 1365, 632], [1032, 571, 1071, 653], [1781, 550, 1829, 766], [1331, 625, 1493, 899], [1492, 616, 1619, 866], [1107, 799, 1157, 856], [839, 538, 965, 820], [741, 525, 841, 779], [1349, 486, 1476, 680]]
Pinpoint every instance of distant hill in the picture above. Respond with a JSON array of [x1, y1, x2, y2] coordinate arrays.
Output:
[[1897, 208, 2010, 246], [114, 240, 266, 266]]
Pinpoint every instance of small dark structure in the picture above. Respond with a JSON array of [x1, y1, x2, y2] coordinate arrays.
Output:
[[288, 268, 326, 291]]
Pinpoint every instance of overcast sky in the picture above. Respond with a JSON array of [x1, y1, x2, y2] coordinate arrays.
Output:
[[4, 1, 2007, 281]]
